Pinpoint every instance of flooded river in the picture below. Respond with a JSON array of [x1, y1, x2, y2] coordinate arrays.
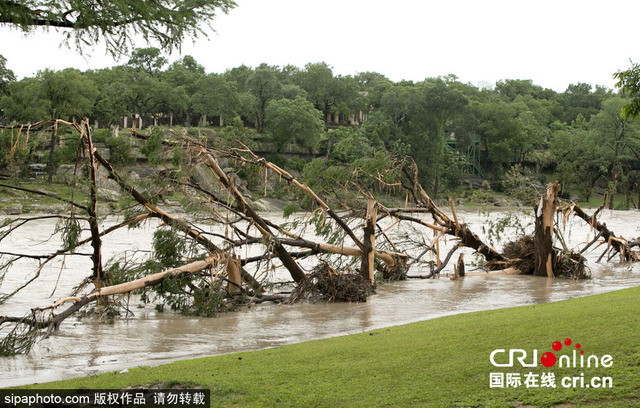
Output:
[[1, 208, 639, 387]]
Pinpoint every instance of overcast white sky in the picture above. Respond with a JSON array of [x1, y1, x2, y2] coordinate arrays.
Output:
[[1, 0, 639, 92]]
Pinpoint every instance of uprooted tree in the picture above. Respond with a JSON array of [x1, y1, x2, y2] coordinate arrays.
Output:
[[0, 118, 638, 355]]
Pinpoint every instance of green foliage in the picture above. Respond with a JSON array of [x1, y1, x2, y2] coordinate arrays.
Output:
[[192, 74, 240, 121], [106, 135, 135, 166], [0, 54, 15, 111], [265, 153, 287, 169], [152, 228, 186, 268], [127, 47, 168, 76], [0, 77, 47, 122], [91, 128, 110, 143], [302, 158, 325, 188], [289, 155, 307, 172], [2, 68, 98, 122], [104, 225, 231, 317], [302, 158, 351, 194], [55, 216, 82, 252], [188, 279, 228, 317], [0, 128, 32, 170], [352, 151, 394, 190], [465, 184, 494, 204], [171, 147, 183, 168], [614, 61, 640, 119], [499, 165, 542, 204], [481, 208, 532, 247], [123, 206, 148, 230], [282, 203, 299, 218], [331, 127, 374, 162], [265, 97, 324, 151], [141, 127, 164, 166], [1, 0, 237, 57], [308, 209, 342, 245], [2, 51, 639, 207], [54, 136, 81, 165], [104, 257, 144, 286]]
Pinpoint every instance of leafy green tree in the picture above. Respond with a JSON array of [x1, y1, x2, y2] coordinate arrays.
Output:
[[354, 72, 393, 111], [265, 97, 324, 152], [409, 77, 468, 195], [40, 68, 98, 181], [0, 54, 15, 98], [246, 65, 282, 132], [510, 94, 556, 163], [0, 0, 237, 55], [162, 56, 206, 125], [558, 83, 610, 124], [0, 54, 14, 121], [550, 117, 603, 201], [86, 67, 130, 126], [330, 127, 375, 162], [296, 63, 363, 124], [3, 68, 98, 123], [192, 73, 240, 125], [0, 77, 46, 122], [0, 68, 98, 180], [224, 65, 253, 91], [297, 62, 334, 120], [282, 84, 308, 100], [128, 47, 168, 77], [495, 79, 555, 101], [590, 97, 640, 208], [38, 68, 98, 119], [474, 99, 525, 170], [116, 66, 182, 126], [379, 84, 416, 136], [614, 61, 640, 119], [358, 111, 396, 150]]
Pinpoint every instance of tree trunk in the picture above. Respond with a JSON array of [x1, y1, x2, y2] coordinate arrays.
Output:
[[454, 254, 465, 278], [226, 256, 242, 295], [360, 199, 376, 283], [534, 182, 559, 277], [83, 122, 104, 286], [325, 133, 334, 161], [200, 148, 307, 284], [47, 124, 58, 183]]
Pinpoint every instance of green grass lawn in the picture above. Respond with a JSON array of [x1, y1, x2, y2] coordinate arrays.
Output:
[[14, 286, 640, 407], [575, 193, 632, 210]]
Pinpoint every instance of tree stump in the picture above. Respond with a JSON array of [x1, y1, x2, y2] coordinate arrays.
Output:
[[534, 182, 559, 277]]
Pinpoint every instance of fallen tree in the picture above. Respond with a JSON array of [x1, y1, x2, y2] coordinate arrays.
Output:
[[0, 119, 634, 356], [563, 203, 640, 263]]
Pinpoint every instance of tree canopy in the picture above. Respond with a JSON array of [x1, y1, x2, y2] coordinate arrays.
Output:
[[614, 61, 640, 119], [1, 48, 638, 207], [0, 0, 237, 55]]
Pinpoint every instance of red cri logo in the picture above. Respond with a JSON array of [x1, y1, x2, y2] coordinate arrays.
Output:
[[541, 338, 583, 368]]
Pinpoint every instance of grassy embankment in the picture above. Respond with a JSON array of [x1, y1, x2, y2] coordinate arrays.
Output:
[[16, 286, 640, 407]]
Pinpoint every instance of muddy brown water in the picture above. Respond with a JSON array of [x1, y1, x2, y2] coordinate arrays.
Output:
[[1, 209, 639, 387]]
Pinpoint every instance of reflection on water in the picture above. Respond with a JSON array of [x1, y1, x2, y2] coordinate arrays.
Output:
[[0, 209, 639, 387]]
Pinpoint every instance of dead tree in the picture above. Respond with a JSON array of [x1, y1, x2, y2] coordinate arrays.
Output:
[[534, 182, 559, 277], [563, 203, 640, 262], [378, 159, 511, 275], [0, 119, 624, 356]]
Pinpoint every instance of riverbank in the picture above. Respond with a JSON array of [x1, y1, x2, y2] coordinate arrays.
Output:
[[14, 286, 639, 407]]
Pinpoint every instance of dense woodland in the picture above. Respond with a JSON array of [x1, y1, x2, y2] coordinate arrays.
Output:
[[1, 48, 639, 207]]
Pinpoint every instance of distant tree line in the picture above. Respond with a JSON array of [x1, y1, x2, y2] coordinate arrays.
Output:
[[1, 49, 640, 205]]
